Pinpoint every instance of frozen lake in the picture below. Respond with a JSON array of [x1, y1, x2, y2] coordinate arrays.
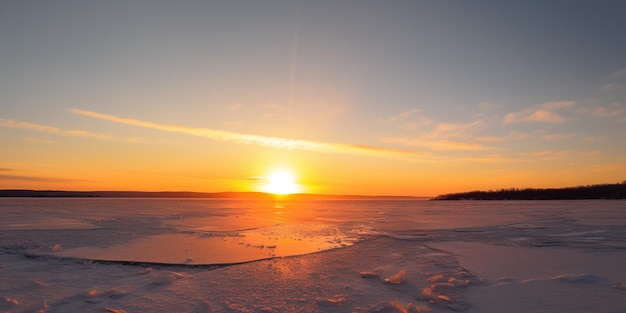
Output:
[[1, 198, 625, 312]]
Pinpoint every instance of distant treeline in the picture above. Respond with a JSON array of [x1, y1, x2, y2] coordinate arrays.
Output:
[[433, 181, 626, 200]]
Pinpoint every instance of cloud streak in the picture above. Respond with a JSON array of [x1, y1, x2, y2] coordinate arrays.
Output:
[[591, 106, 626, 119], [504, 101, 574, 124], [476, 130, 529, 143], [0, 119, 60, 133], [0, 174, 91, 183], [383, 137, 492, 151], [380, 109, 496, 151], [0, 118, 113, 140], [609, 68, 626, 80], [68, 109, 426, 159]]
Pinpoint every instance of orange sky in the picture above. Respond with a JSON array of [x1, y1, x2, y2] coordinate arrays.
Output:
[[1, 2, 625, 196]]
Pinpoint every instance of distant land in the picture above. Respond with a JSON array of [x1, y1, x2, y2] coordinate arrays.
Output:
[[2, 181, 625, 200], [0, 190, 426, 200], [433, 181, 626, 200]]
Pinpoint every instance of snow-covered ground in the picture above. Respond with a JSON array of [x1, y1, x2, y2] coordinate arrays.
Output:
[[1, 198, 625, 312]]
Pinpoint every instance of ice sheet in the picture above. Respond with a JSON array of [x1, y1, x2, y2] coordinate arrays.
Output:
[[0, 217, 99, 231], [430, 242, 626, 281], [1, 198, 625, 313], [430, 242, 626, 313]]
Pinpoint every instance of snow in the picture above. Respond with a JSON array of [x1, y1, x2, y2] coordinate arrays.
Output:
[[428, 241, 626, 313], [0, 217, 99, 231], [1, 198, 625, 312]]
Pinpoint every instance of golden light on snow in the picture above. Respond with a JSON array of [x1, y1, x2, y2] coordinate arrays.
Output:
[[261, 170, 301, 195]]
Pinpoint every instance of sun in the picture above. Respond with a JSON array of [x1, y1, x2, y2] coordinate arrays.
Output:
[[262, 170, 301, 195]]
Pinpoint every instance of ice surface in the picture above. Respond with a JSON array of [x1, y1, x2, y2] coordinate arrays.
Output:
[[46, 223, 360, 265], [0, 217, 99, 231], [1, 198, 625, 312], [430, 242, 626, 312], [429, 242, 626, 281]]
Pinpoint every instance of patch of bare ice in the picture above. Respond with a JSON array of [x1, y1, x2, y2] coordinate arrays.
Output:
[[37, 223, 364, 265]]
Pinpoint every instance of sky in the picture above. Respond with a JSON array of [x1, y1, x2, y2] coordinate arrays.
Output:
[[1, 0, 625, 196]]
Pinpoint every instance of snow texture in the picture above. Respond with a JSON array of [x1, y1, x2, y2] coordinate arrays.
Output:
[[1, 198, 625, 312]]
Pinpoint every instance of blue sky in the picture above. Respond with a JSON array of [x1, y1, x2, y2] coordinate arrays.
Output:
[[1, 1, 625, 195]]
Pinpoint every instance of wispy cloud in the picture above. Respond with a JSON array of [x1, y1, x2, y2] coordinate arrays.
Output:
[[590, 106, 626, 119], [0, 118, 60, 133], [0, 118, 113, 141], [541, 133, 574, 141], [381, 115, 494, 151], [504, 101, 574, 124], [601, 83, 622, 92], [0, 174, 91, 183], [527, 150, 573, 158], [575, 101, 626, 121], [383, 137, 492, 151], [476, 130, 529, 143], [608, 68, 626, 80], [63, 130, 113, 140], [379, 108, 433, 131], [428, 120, 483, 139], [68, 109, 427, 159], [381, 108, 422, 123]]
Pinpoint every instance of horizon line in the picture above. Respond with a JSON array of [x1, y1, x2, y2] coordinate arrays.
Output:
[[0, 189, 431, 199]]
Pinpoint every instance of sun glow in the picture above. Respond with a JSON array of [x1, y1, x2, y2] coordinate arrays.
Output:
[[262, 170, 301, 195]]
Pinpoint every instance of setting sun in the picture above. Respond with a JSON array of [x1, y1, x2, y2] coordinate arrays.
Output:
[[261, 170, 301, 195]]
